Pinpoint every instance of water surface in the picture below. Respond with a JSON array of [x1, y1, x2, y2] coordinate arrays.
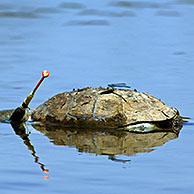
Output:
[[1, 0, 194, 193]]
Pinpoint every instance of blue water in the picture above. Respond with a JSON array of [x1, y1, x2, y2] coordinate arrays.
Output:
[[1, 0, 194, 193]]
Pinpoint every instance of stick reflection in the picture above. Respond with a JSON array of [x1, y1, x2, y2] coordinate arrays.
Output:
[[11, 122, 49, 180]]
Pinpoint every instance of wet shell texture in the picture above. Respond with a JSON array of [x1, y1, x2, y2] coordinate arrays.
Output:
[[31, 87, 180, 129]]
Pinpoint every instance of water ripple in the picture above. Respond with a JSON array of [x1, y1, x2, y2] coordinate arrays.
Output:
[[33, 7, 61, 14], [59, 2, 86, 9], [176, 0, 194, 5], [64, 19, 110, 26], [109, 1, 171, 9], [0, 4, 13, 10], [0, 11, 40, 19], [156, 10, 181, 17], [77, 9, 135, 17]]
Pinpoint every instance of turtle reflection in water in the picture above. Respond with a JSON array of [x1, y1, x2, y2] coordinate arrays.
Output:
[[9, 122, 180, 164], [33, 124, 179, 160]]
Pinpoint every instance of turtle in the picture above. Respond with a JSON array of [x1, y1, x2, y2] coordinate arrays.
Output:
[[30, 86, 182, 133], [1, 71, 182, 133]]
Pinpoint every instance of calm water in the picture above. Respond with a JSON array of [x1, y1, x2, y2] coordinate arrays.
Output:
[[1, 0, 194, 193]]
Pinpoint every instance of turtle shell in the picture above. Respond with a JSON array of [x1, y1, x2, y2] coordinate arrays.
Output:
[[31, 87, 180, 129]]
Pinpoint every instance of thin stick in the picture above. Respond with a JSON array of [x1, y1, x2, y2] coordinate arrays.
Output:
[[10, 70, 49, 122]]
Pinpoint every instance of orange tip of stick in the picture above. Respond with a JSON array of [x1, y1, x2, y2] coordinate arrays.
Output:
[[43, 169, 49, 173], [42, 70, 49, 78]]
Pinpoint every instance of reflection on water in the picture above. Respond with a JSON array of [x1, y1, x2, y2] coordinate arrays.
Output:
[[33, 124, 179, 157], [8, 122, 179, 171], [11, 123, 49, 180]]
